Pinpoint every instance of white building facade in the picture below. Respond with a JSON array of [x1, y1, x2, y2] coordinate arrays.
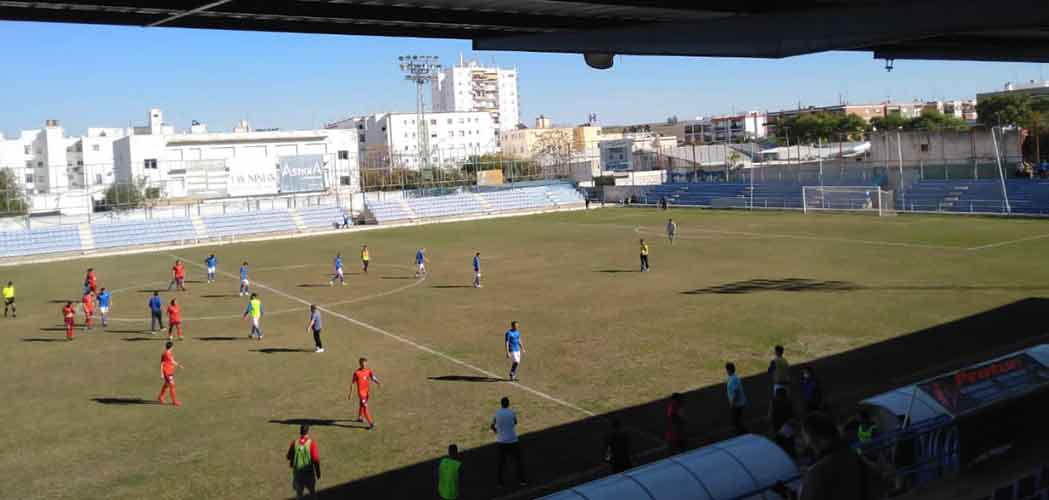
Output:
[[432, 58, 520, 134], [327, 110, 497, 169]]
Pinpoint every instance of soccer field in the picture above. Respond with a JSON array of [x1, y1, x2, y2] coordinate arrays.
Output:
[[3, 207, 1049, 500]]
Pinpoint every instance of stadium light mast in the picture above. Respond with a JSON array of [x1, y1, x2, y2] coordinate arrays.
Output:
[[398, 55, 442, 172]]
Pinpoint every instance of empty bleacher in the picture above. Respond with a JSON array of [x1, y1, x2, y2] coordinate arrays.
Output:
[[365, 184, 584, 224], [201, 210, 297, 238], [898, 179, 1049, 214], [296, 205, 349, 230], [91, 218, 197, 250], [0, 226, 82, 258]]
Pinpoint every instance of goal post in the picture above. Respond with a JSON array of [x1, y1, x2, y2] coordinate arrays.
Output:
[[802, 186, 896, 216]]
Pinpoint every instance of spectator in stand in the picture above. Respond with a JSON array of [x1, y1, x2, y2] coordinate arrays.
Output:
[[772, 412, 885, 500], [769, 387, 796, 457], [604, 418, 633, 473], [768, 345, 792, 395], [665, 392, 687, 453], [799, 366, 824, 413], [725, 362, 748, 435]]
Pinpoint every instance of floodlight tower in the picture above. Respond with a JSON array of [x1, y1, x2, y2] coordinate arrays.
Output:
[[398, 55, 441, 171]]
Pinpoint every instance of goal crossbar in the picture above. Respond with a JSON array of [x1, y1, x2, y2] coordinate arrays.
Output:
[[802, 186, 896, 216]]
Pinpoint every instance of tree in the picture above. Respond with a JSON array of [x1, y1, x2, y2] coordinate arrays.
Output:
[[0, 168, 27, 216], [908, 110, 969, 132], [104, 181, 145, 210], [869, 113, 910, 132], [531, 129, 574, 165], [977, 94, 1034, 128]]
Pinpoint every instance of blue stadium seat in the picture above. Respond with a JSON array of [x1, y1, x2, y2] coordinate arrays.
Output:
[[0, 226, 82, 257], [91, 218, 196, 249]]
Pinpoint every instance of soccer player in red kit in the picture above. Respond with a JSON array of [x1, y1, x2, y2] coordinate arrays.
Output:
[[168, 260, 187, 292], [63, 301, 76, 340], [84, 268, 98, 295], [350, 357, 381, 430], [167, 298, 183, 341], [158, 341, 181, 406], [81, 291, 95, 331]]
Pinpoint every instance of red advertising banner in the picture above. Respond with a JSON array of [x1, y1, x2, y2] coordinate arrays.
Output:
[[918, 353, 1049, 415]]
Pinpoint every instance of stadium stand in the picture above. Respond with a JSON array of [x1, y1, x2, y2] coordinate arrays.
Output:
[[0, 226, 82, 257], [365, 184, 584, 224], [201, 210, 298, 239], [295, 205, 350, 230], [91, 218, 197, 250], [644, 183, 820, 209], [898, 180, 1049, 214]]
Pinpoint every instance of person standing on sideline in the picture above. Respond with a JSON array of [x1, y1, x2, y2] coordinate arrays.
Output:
[[473, 252, 482, 288], [415, 247, 429, 278], [205, 254, 217, 284], [148, 291, 164, 335], [726, 362, 748, 435], [505, 321, 524, 381], [81, 290, 95, 331], [665, 393, 687, 452], [157, 341, 181, 406], [585, 197, 591, 210], [168, 259, 187, 291], [286, 424, 321, 500], [604, 418, 633, 473], [2, 281, 15, 318], [239, 261, 250, 297], [244, 293, 263, 340], [768, 345, 792, 395], [351, 357, 380, 429], [167, 298, 183, 341], [666, 218, 677, 245], [63, 301, 76, 340], [437, 444, 463, 500], [329, 253, 345, 287], [800, 367, 824, 414], [491, 397, 526, 487], [97, 287, 112, 328], [361, 245, 370, 273], [639, 239, 650, 272], [306, 305, 324, 353]]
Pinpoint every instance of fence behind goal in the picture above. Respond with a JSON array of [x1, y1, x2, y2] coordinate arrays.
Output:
[[802, 186, 896, 216]]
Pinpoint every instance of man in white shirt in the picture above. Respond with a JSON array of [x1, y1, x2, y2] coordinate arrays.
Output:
[[490, 397, 527, 487]]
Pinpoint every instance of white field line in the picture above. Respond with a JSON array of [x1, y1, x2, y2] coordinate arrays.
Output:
[[967, 233, 1049, 251], [171, 253, 598, 419], [632, 226, 964, 251]]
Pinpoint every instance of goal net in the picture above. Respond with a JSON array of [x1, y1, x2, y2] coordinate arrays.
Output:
[[802, 186, 896, 216]]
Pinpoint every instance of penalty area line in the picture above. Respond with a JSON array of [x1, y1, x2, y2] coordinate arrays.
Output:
[[170, 253, 597, 419]]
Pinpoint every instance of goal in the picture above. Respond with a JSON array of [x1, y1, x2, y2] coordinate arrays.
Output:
[[802, 186, 896, 216]]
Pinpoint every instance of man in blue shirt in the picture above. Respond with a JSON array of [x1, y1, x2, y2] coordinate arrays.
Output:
[[148, 291, 163, 334], [473, 252, 482, 288], [239, 261, 250, 297], [97, 287, 112, 328], [725, 362, 748, 435], [205, 254, 217, 284], [415, 248, 428, 278], [329, 253, 345, 287], [505, 321, 525, 381]]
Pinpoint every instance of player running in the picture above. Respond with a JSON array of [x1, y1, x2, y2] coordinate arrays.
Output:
[[505, 321, 525, 381], [84, 268, 98, 295], [666, 219, 677, 245], [351, 357, 381, 430], [167, 298, 183, 341], [243, 293, 263, 340], [640, 239, 650, 272], [2, 281, 15, 318], [361, 245, 370, 274], [329, 253, 346, 287], [157, 341, 182, 407], [63, 301, 76, 340], [168, 259, 187, 291], [81, 290, 95, 331], [205, 254, 217, 284], [473, 252, 482, 288], [97, 287, 112, 327], [415, 248, 429, 278], [239, 261, 250, 296]]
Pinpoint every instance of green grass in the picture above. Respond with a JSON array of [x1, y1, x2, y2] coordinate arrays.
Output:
[[2, 207, 1049, 499]]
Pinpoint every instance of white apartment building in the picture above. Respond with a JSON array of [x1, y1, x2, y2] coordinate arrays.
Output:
[[327, 110, 498, 169], [432, 57, 520, 134], [0, 120, 126, 195]]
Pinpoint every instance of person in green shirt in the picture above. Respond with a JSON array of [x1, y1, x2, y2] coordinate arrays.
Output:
[[437, 444, 462, 500], [2, 281, 14, 318]]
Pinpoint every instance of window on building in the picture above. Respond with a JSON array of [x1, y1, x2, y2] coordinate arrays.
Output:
[[338, 150, 349, 160], [359, 135, 365, 143], [920, 144, 930, 153], [459, 131, 465, 136], [448, 131, 454, 137], [37, 176, 45, 183], [430, 119, 437, 125], [447, 118, 453, 124], [23, 145, 30, 155], [77, 160, 83, 166], [431, 133, 437, 139], [92, 144, 100, 152], [95, 174, 103, 185], [144, 159, 158, 169], [25, 174, 32, 184], [37, 161, 43, 167]]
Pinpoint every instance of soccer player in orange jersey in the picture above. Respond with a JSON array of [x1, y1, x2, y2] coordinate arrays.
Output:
[[350, 357, 381, 430], [62, 301, 76, 340], [158, 341, 181, 407], [166, 298, 183, 341], [84, 268, 98, 295], [81, 291, 95, 331], [168, 260, 187, 292]]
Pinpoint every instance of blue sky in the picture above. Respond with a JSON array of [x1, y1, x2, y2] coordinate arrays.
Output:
[[1, 20, 1047, 137]]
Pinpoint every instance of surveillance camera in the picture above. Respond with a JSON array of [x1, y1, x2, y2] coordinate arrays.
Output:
[[584, 53, 615, 70]]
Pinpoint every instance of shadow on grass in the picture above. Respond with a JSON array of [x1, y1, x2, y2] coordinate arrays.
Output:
[[48, 299, 73, 304], [39, 327, 70, 332], [431, 285, 474, 289], [92, 398, 158, 405], [297, 284, 332, 288], [684, 278, 1049, 295], [270, 418, 371, 430], [595, 269, 640, 273], [429, 375, 503, 382], [381, 276, 414, 280], [106, 329, 145, 334], [252, 348, 311, 354], [198, 336, 240, 341], [308, 298, 1049, 500], [22, 338, 66, 342]]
